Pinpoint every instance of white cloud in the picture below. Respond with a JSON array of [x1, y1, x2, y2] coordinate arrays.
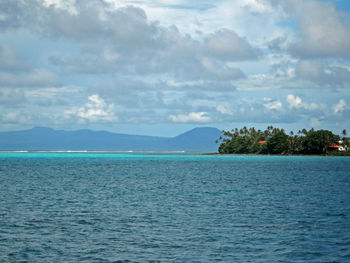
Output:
[[295, 60, 350, 88], [169, 112, 211, 123], [216, 104, 233, 115], [287, 0, 350, 58], [204, 29, 260, 61], [286, 94, 319, 111], [241, 0, 273, 14], [286, 94, 302, 109], [1, 0, 350, 132], [45, 3, 254, 80], [333, 99, 347, 114], [263, 97, 283, 111], [2, 1, 258, 85], [64, 94, 118, 123], [43, 0, 77, 14]]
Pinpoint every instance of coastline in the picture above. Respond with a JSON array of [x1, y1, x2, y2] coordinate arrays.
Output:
[[0, 150, 349, 157], [204, 152, 350, 156]]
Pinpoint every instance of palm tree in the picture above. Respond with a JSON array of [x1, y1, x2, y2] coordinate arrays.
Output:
[[342, 129, 347, 137], [243, 126, 248, 136], [341, 129, 348, 147]]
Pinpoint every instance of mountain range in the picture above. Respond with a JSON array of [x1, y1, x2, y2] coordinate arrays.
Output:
[[0, 127, 222, 152]]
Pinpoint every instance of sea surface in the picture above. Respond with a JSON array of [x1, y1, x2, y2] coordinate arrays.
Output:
[[0, 152, 349, 262]]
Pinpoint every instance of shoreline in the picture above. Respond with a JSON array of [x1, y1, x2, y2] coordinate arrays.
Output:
[[204, 152, 350, 156], [0, 151, 349, 156]]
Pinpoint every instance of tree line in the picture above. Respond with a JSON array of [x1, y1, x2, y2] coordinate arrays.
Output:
[[217, 126, 349, 155]]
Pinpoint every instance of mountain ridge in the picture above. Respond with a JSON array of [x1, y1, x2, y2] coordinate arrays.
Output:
[[0, 126, 222, 152]]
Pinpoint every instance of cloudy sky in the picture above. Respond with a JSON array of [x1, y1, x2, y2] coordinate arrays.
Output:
[[1, 0, 350, 136]]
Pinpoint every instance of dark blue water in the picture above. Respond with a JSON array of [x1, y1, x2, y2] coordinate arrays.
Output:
[[0, 153, 349, 262]]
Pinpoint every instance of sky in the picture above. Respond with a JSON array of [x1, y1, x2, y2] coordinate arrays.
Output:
[[0, 0, 350, 136]]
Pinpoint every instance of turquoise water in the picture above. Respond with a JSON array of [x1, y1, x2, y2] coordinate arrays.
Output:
[[0, 153, 349, 262]]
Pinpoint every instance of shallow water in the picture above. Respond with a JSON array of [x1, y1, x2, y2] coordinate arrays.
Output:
[[0, 153, 349, 262]]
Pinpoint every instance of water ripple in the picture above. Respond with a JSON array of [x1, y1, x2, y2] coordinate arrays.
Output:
[[0, 154, 349, 262]]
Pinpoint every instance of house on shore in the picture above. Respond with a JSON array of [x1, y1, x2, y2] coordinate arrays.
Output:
[[328, 140, 348, 151]]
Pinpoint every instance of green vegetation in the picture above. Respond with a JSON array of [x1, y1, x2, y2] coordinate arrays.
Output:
[[217, 126, 350, 155]]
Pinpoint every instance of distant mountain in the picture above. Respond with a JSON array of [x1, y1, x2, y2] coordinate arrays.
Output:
[[167, 127, 223, 151], [0, 127, 222, 152]]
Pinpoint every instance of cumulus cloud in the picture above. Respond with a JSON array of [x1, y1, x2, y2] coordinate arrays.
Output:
[[31, 1, 256, 81], [240, 0, 275, 14], [216, 98, 299, 124], [48, 28, 248, 81], [263, 97, 283, 111], [64, 94, 118, 123], [204, 29, 260, 61], [286, 94, 302, 109], [43, 0, 77, 14], [169, 112, 211, 123], [286, 0, 350, 58], [48, 17, 250, 81], [286, 94, 319, 111], [295, 60, 350, 88], [0, 0, 258, 99], [1, 0, 349, 132], [41, 2, 257, 58], [333, 99, 347, 114]]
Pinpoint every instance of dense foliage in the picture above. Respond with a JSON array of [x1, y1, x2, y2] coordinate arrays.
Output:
[[217, 126, 349, 155]]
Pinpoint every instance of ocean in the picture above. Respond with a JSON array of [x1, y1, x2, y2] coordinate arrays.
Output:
[[0, 152, 349, 262]]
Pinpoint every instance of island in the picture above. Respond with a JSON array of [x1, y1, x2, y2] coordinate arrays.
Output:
[[216, 126, 349, 156]]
